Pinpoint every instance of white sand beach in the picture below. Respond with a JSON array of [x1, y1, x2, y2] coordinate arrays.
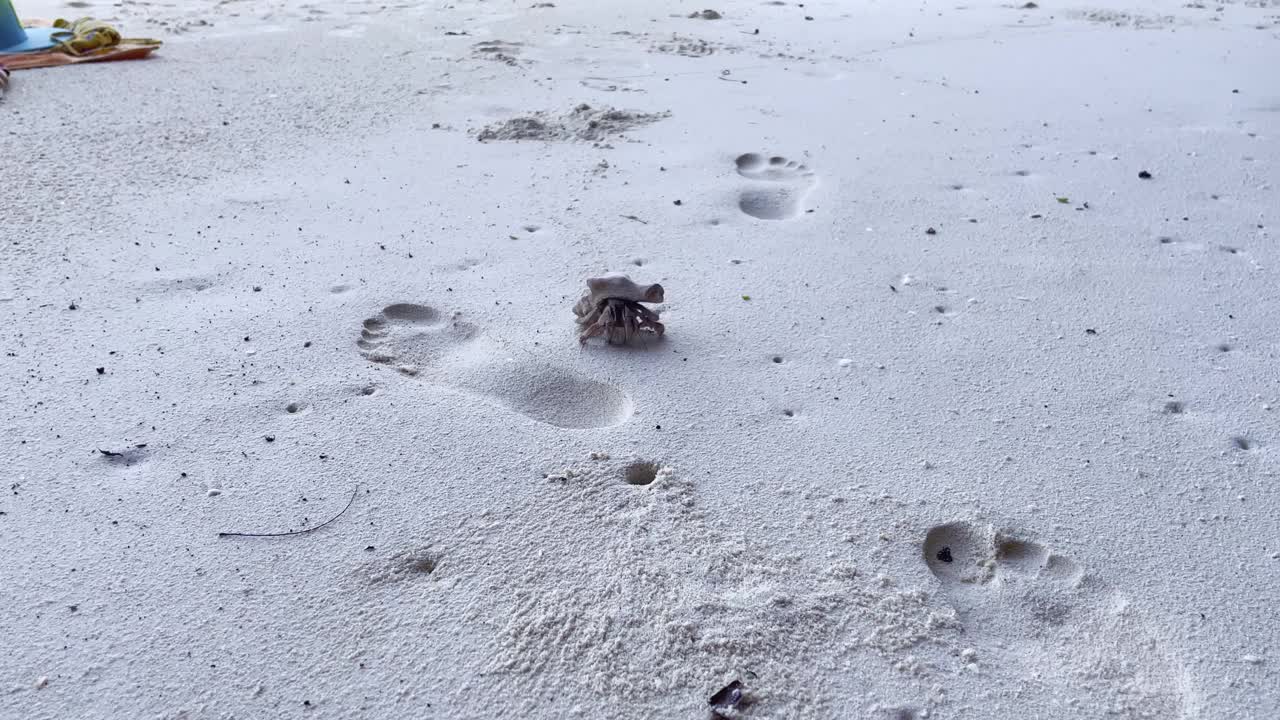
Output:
[[2, 0, 1278, 718]]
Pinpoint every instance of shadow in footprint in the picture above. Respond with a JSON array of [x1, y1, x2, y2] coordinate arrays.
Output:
[[363, 548, 442, 585], [925, 521, 1088, 609], [357, 303, 633, 429], [921, 520, 1189, 718], [734, 153, 817, 220], [460, 364, 633, 429]]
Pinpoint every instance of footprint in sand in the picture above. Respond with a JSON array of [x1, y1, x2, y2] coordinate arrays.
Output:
[[357, 303, 632, 429], [734, 152, 818, 220], [923, 521, 1191, 718]]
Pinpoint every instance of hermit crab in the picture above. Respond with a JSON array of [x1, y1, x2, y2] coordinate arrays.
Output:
[[573, 274, 665, 345]]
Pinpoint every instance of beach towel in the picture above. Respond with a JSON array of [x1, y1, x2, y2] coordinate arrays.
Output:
[[0, 17, 160, 70]]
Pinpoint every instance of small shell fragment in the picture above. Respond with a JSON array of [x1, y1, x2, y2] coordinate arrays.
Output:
[[709, 680, 744, 713]]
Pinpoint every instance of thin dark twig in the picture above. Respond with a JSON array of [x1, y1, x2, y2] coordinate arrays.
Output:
[[620, 214, 649, 224], [217, 487, 358, 538]]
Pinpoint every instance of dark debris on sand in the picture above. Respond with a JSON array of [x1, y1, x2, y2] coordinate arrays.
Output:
[[709, 680, 746, 714], [476, 104, 670, 143]]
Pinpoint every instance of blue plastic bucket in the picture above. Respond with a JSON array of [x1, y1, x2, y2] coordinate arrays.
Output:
[[1, 0, 61, 53]]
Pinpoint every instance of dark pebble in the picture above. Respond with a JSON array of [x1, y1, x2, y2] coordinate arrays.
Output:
[[937, 547, 953, 563]]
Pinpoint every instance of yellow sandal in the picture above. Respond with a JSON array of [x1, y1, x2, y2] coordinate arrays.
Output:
[[50, 17, 160, 56]]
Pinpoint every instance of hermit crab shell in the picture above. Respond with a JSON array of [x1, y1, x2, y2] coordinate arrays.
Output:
[[583, 273, 663, 306]]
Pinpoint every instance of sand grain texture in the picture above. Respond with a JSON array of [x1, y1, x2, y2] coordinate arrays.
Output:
[[2, 0, 1278, 718]]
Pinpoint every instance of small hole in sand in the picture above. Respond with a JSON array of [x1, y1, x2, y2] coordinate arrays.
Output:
[[1232, 436, 1252, 451], [772, 356, 783, 364], [632, 258, 644, 267], [934, 305, 948, 314], [783, 409, 795, 418], [523, 225, 540, 233], [360, 386, 377, 396], [1158, 236, 1174, 244], [624, 461, 660, 486], [1014, 170, 1030, 177], [1216, 343, 1232, 352], [286, 403, 301, 414], [1163, 401, 1184, 414]]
